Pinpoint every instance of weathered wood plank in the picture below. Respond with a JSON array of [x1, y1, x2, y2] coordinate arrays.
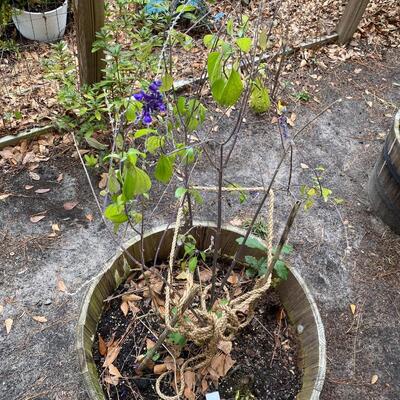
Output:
[[337, 0, 370, 44], [73, 0, 105, 85]]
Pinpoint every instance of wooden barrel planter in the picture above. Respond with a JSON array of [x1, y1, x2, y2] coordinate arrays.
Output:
[[368, 110, 400, 234], [77, 223, 326, 400]]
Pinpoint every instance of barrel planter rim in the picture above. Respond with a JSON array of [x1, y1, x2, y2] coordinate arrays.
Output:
[[12, 0, 68, 43], [368, 109, 400, 233], [76, 221, 326, 400]]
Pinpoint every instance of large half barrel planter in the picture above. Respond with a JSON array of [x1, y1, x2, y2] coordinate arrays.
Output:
[[77, 223, 326, 400], [369, 110, 400, 234]]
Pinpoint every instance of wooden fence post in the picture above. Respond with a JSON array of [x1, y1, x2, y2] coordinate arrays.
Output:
[[336, 0, 370, 44], [73, 0, 105, 86]]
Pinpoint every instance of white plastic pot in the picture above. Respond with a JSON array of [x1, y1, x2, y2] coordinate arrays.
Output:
[[12, 0, 68, 43]]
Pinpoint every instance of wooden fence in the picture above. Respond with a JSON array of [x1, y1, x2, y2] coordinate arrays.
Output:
[[74, 0, 370, 86]]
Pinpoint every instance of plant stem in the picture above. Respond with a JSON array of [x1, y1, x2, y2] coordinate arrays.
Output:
[[210, 145, 224, 307], [137, 288, 197, 372]]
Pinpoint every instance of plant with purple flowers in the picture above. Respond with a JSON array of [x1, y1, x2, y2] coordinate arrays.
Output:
[[133, 80, 166, 125]]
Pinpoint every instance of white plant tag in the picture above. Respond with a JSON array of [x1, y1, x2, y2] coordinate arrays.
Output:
[[206, 392, 221, 400]]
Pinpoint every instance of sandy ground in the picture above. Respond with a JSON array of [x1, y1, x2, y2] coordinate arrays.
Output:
[[0, 48, 399, 400]]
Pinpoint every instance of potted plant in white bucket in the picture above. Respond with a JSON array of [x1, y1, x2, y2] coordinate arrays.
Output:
[[11, 0, 68, 42]]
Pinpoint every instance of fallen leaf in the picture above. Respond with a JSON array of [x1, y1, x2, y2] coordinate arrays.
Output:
[[98, 173, 108, 189], [30, 215, 46, 223], [32, 316, 47, 323], [103, 345, 121, 367], [5, 318, 13, 334], [52, 224, 60, 232], [29, 171, 40, 181], [146, 338, 156, 350], [35, 188, 51, 194], [57, 278, 67, 293], [104, 374, 119, 385], [229, 217, 242, 226], [300, 163, 309, 169], [25, 185, 34, 190], [122, 293, 142, 302], [98, 334, 107, 356], [85, 214, 94, 222], [371, 374, 378, 384], [108, 364, 122, 378], [63, 201, 78, 210], [0, 305, 3, 315], [154, 364, 168, 375], [354, 68, 362, 74], [227, 273, 239, 286], [350, 304, 356, 315], [217, 340, 232, 354], [0, 194, 11, 200], [176, 271, 188, 280], [120, 301, 129, 316], [57, 173, 64, 182]]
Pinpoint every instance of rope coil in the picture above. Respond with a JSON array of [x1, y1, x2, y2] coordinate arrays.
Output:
[[156, 190, 275, 399]]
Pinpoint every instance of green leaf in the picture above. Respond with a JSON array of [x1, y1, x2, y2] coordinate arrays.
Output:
[[175, 187, 187, 198], [189, 188, 203, 204], [282, 244, 293, 254], [123, 166, 151, 200], [235, 37, 252, 53], [321, 187, 332, 202], [244, 255, 259, 268], [168, 332, 186, 347], [126, 103, 138, 122], [188, 257, 198, 272], [176, 4, 196, 13], [104, 203, 128, 224], [274, 260, 289, 280], [213, 69, 243, 107], [236, 237, 267, 251], [207, 52, 222, 86], [85, 137, 108, 150], [226, 19, 234, 36], [258, 29, 268, 50], [146, 136, 164, 154], [160, 73, 173, 92], [108, 169, 120, 194], [152, 352, 160, 362], [154, 155, 173, 184], [250, 81, 270, 114], [134, 128, 157, 139]]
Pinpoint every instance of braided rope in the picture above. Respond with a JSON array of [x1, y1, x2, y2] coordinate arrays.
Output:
[[156, 191, 275, 399]]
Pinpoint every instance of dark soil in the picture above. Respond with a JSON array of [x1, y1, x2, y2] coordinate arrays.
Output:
[[93, 272, 302, 400], [13, 0, 65, 13]]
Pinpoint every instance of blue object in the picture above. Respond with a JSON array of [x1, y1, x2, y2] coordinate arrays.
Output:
[[206, 392, 221, 400], [213, 12, 225, 21], [144, 0, 169, 15]]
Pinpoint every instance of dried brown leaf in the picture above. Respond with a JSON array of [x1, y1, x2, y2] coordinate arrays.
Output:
[[108, 364, 122, 378], [217, 340, 232, 355], [32, 316, 47, 323], [63, 201, 78, 210], [154, 364, 168, 375], [85, 214, 94, 222], [0, 194, 11, 200], [29, 171, 40, 181], [30, 215, 46, 223], [25, 185, 34, 190], [35, 188, 50, 194], [371, 374, 378, 384], [120, 301, 129, 316], [5, 318, 13, 334], [98, 334, 107, 356], [146, 338, 156, 350], [57, 278, 67, 293], [103, 345, 121, 368], [98, 173, 108, 189]]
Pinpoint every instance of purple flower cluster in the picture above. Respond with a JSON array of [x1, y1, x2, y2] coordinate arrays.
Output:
[[133, 80, 166, 125]]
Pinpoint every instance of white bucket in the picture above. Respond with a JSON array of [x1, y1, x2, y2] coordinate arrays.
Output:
[[12, 0, 68, 43]]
